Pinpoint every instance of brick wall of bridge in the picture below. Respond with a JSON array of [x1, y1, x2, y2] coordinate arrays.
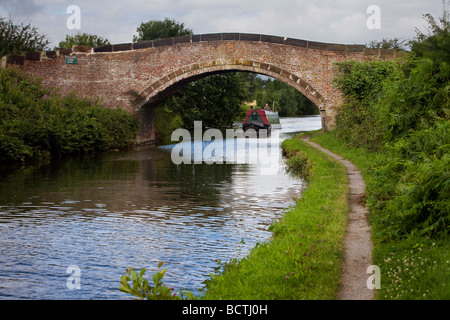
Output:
[[2, 33, 400, 143]]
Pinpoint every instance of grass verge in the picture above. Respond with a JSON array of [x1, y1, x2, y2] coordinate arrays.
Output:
[[201, 133, 349, 299], [310, 132, 449, 300]]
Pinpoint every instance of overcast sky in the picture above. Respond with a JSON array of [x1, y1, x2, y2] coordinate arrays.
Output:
[[0, 0, 445, 48]]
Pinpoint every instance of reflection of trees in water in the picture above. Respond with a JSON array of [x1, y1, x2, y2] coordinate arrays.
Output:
[[141, 157, 235, 207], [0, 154, 140, 205], [0, 147, 235, 219]]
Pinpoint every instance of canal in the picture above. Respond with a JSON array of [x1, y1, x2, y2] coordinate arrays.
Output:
[[0, 116, 321, 299]]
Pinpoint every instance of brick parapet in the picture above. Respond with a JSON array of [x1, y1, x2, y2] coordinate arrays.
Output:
[[91, 32, 400, 58], [1, 33, 401, 67]]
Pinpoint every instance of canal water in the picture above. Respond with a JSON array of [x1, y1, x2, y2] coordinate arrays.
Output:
[[0, 116, 321, 299]]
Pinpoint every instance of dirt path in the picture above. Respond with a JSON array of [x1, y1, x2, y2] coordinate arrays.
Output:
[[302, 137, 374, 300]]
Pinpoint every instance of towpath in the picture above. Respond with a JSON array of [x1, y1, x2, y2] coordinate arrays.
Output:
[[302, 136, 374, 300]]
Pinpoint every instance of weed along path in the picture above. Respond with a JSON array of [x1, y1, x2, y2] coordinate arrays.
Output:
[[302, 136, 374, 300]]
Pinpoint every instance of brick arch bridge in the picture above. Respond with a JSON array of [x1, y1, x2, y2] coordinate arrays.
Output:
[[3, 33, 400, 143]]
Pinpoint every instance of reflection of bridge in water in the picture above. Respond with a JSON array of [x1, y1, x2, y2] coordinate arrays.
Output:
[[5, 33, 400, 143]]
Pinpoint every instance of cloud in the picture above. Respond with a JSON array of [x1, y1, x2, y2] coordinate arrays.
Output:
[[0, 0, 445, 48], [0, 0, 43, 17]]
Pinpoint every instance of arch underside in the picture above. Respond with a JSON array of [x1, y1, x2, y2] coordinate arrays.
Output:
[[133, 60, 326, 111]]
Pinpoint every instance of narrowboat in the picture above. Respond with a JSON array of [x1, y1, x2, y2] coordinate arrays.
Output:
[[242, 107, 280, 135]]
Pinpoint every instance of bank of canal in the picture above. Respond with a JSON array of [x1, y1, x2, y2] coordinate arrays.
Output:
[[202, 131, 349, 300], [0, 116, 321, 299]]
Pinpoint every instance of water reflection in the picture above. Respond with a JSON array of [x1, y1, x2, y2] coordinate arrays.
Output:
[[0, 116, 321, 299]]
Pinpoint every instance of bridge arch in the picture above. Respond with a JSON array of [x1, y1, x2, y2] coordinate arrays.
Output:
[[133, 58, 329, 142], [135, 59, 326, 111], [134, 59, 329, 143]]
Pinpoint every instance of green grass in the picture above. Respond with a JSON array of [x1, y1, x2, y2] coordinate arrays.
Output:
[[373, 236, 449, 300], [201, 134, 349, 299], [310, 132, 450, 300]]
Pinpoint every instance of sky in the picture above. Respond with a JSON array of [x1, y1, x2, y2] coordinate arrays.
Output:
[[0, 0, 445, 49]]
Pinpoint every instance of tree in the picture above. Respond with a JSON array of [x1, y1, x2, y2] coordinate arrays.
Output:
[[0, 17, 49, 56], [135, 18, 247, 129], [254, 78, 318, 116], [367, 38, 406, 50], [58, 32, 110, 49], [410, 1, 450, 67], [133, 18, 193, 42], [168, 73, 248, 128]]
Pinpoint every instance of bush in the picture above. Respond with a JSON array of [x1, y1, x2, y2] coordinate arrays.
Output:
[[332, 11, 450, 239], [368, 120, 450, 238], [282, 146, 313, 180], [153, 103, 184, 145], [119, 262, 196, 300], [333, 60, 401, 150], [0, 67, 139, 166]]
